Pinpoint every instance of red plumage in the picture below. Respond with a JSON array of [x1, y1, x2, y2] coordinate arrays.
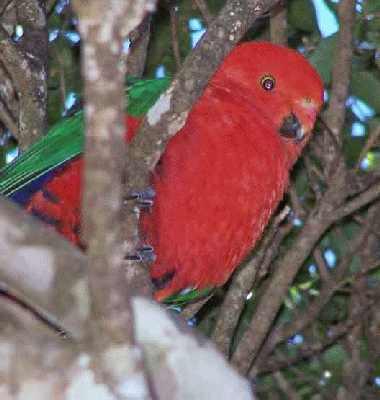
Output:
[[25, 42, 324, 301]]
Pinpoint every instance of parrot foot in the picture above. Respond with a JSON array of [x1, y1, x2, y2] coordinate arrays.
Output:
[[125, 245, 156, 262], [125, 187, 156, 209]]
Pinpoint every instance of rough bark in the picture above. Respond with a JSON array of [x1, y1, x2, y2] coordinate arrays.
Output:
[[0, 0, 48, 149]]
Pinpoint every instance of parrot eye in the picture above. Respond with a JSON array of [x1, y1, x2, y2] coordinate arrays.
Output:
[[260, 75, 276, 91]]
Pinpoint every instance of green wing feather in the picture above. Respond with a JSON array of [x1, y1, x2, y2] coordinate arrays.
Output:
[[163, 287, 214, 306], [126, 76, 170, 116], [0, 77, 170, 196], [0, 112, 84, 196]]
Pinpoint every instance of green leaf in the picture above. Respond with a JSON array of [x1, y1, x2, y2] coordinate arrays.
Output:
[[323, 344, 347, 368], [290, 286, 300, 302], [309, 34, 337, 84], [288, 0, 319, 33], [351, 70, 380, 114], [298, 280, 315, 290], [363, 0, 380, 15], [309, 288, 320, 296], [284, 297, 295, 309]]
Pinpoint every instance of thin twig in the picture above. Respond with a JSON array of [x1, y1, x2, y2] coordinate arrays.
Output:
[[181, 294, 213, 320], [273, 371, 301, 400], [313, 247, 330, 283], [355, 123, 380, 170], [0, 99, 18, 136], [252, 204, 377, 375], [0, 281, 72, 339], [288, 184, 306, 219], [212, 206, 291, 356], [169, 0, 182, 70], [126, 14, 152, 77], [257, 319, 355, 374], [193, 0, 213, 24], [333, 182, 380, 221], [269, 2, 287, 46]]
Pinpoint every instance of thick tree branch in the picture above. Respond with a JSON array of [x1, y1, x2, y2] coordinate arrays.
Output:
[[0, 291, 255, 399], [73, 0, 156, 362], [0, 199, 255, 399], [0, 197, 87, 339], [72, 0, 155, 397]]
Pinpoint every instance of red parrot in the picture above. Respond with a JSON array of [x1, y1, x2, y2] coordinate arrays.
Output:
[[0, 42, 323, 302]]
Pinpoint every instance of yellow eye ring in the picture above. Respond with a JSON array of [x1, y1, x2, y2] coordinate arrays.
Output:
[[260, 75, 276, 91]]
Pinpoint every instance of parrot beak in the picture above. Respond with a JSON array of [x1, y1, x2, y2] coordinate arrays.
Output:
[[279, 113, 304, 142]]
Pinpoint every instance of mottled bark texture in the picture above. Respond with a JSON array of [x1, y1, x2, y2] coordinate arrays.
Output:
[[0, 284, 255, 400], [0, 198, 255, 399], [0, 0, 48, 149], [0, 197, 87, 339], [72, 0, 155, 396]]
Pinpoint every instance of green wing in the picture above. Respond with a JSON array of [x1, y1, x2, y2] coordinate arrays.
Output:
[[163, 287, 214, 307], [0, 77, 171, 196], [126, 76, 170, 116], [0, 112, 84, 196]]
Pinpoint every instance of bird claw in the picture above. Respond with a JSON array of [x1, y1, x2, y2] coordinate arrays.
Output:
[[125, 187, 155, 210], [125, 245, 156, 262]]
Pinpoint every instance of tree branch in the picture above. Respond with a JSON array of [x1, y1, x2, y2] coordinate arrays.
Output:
[[269, 2, 287, 46], [72, 0, 155, 396], [0, 197, 87, 339], [126, 14, 152, 77], [252, 214, 373, 373]]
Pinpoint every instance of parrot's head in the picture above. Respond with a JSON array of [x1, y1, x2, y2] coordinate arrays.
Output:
[[214, 41, 324, 164]]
